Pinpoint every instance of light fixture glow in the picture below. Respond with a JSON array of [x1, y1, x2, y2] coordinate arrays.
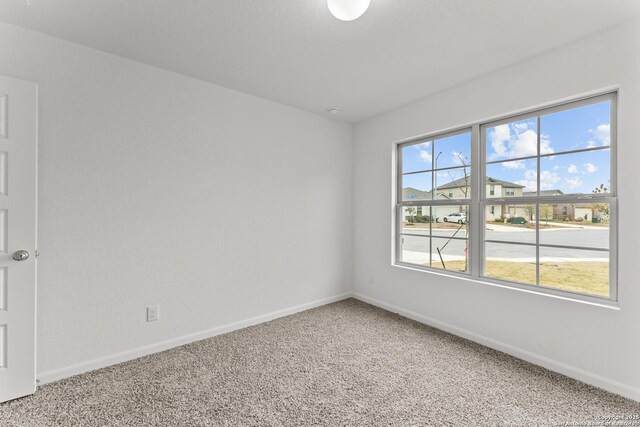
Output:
[[327, 0, 370, 21]]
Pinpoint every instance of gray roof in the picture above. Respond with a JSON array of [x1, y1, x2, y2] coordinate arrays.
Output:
[[435, 176, 524, 190], [524, 189, 565, 196], [402, 187, 430, 199]]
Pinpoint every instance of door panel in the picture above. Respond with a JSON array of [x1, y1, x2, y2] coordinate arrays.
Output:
[[0, 75, 37, 403]]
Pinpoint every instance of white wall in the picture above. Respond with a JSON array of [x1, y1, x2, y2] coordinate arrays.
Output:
[[352, 20, 640, 400], [0, 23, 352, 377]]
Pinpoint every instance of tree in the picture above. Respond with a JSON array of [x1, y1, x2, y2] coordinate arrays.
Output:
[[405, 207, 416, 223], [540, 204, 553, 224], [444, 152, 470, 271], [591, 183, 610, 218], [523, 205, 535, 221]]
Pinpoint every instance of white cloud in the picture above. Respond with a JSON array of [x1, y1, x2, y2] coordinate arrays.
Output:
[[540, 134, 554, 155], [419, 150, 432, 163], [514, 122, 530, 131], [596, 124, 610, 146], [489, 125, 510, 159], [509, 129, 538, 158], [515, 169, 560, 192], [415, 142, 431, 163], [565, 177, 583, 189], [586, 123, 610, 148], [489, 124, 554, 161], [567, 164, 578, 174], [502, 160, 525, 169], [451, 150, 468, 166], [539, 170, 561, 189], [583, 163, 598, 173]]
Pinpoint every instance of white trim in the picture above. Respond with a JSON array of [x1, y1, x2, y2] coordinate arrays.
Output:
[[36, 291, 640, 403], [351, 292, 640, 403], [37, 292, 352, 386]]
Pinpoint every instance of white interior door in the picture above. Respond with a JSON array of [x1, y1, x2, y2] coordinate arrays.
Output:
[[0, 75, 38, 403]]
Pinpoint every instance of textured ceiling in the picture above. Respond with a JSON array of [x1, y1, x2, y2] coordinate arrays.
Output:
[[1, 0, 639, 122]]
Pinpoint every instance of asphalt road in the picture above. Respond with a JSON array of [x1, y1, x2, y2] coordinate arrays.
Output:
[[401, 226, 609, 260]]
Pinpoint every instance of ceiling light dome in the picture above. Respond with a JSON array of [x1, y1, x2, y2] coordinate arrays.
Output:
[[327, 0, 371, 21]]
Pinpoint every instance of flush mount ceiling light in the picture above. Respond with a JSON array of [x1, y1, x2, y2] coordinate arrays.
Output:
[[327, 0, 371, 21]]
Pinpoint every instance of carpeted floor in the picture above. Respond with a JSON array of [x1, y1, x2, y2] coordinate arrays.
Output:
[[1, 299, 639, 426]]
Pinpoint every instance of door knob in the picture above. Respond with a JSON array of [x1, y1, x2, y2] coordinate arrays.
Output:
[[13, 250, 30, 261]]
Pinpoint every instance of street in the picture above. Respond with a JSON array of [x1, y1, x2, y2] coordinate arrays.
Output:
[[401, 225, 609, 264]]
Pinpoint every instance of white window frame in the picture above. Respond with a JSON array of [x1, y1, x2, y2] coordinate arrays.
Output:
[[395, 92, 618, 305]]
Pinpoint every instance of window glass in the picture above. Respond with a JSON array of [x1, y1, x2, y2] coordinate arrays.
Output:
[[401, 172, 432, 201], [400, 235, 430, 267], [397, 94, 616, 301], [539, 247, 609, 297], [538, 203, 610, 249], [539, 149, 610, 196], [431, 237, 468, 273], [485, 118, 538, 162], [401, 141, 433, 173], [435, 169, 471, 200], [540, 100, 611, 154], [434, 132, 471, 169], [485, 204, 536, 245], [484, 243, 537, 285], [486, 159, 536, 195]]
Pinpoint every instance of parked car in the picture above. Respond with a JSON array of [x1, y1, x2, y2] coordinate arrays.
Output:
[[443, 212, 466, 224]]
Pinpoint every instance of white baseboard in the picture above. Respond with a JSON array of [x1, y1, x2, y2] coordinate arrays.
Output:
[[37, 292, 352, 386], [38, 291, 640, 403], [351, 292, 640, 402]]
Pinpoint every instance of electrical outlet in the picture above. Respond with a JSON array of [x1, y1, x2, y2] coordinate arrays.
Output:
[[369, 274, 374, 285], [147, 305, 160, 322]]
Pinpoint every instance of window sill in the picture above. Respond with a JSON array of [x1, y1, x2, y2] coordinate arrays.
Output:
[[392, 262, 620, 310]]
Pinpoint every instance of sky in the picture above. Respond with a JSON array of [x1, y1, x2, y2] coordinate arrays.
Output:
[[402, 100, 611, 196]]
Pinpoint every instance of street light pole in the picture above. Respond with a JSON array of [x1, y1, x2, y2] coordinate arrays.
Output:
[[434, 151, 442, 199]]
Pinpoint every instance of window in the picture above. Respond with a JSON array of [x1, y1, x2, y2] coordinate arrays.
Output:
[[398, 129, 471, 273], [396, 92, 617, 302]]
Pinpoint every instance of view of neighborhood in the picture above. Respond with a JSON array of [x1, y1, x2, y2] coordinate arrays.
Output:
[[398, 98, 612, 298]]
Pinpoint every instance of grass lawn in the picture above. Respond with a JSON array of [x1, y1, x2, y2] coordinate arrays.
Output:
[[435, 260, 609, 297]]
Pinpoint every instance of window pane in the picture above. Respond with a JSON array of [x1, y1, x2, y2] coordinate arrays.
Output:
[[432, 204, 470, 229], [401, 141, 432, 173], [434, 132, 471, 169], [400, 235, 430, 267], [486, 159, 535, 195], [401, 172, 432, 201], [435, 168, 471, 200], [485, 117, 538, 162], [484, 242, 536, 285], [431, 237, 468, 273], [539, 203, 609, 249], [485, 203, 536, 244], [541, 100, 611, 154], [539, 247, 609, 297], [539, 149, 610, 196], [401, 206, 431, 234]]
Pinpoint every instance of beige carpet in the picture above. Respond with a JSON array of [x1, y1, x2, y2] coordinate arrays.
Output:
[[1, 299, 638, 426]]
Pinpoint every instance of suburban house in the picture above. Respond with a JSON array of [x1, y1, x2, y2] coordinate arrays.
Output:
[[524, 190, 595, 221], [402, 176, 527, 222], [403, 180, 606, 224]]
